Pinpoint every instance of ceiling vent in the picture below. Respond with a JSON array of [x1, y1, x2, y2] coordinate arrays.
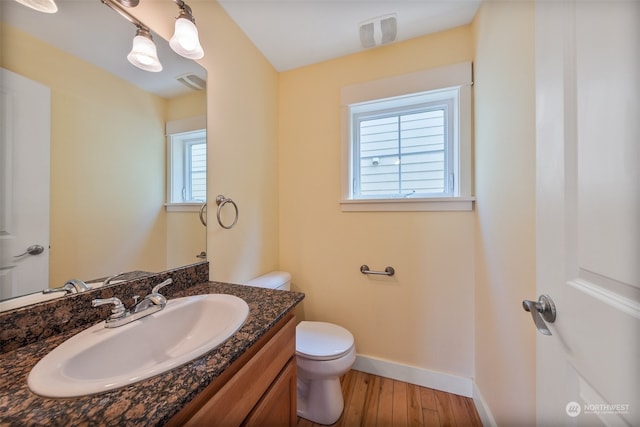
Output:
[[359, 14, 397, 49], [176, 73, 206, 91]]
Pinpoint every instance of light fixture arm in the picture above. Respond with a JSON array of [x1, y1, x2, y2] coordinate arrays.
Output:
[[134, 25, 152, 39], [173, 0, 196, 24], [101, 0, 151, 33]]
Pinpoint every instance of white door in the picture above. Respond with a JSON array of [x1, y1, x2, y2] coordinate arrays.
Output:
[[534, 1, 639, 426], [0, 68, 51, 299]]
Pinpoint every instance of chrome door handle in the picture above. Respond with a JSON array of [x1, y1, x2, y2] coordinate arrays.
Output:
[[522, 295, 556, 336], [13, 244, 45, 257]]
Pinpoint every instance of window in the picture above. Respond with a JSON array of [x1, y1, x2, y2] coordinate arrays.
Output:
[[169, 130, 207, 203], [167, 129, 207, 205], [341, 62, 473, 211], [165, 115, 207, 211], [352, 89, 456, 199]]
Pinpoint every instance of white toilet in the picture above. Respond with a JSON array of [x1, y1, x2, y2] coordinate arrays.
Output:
[[244, 272, 356, 425]]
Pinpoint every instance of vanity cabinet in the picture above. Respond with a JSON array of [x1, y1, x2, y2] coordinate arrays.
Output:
[[168, 313, 297, 426]]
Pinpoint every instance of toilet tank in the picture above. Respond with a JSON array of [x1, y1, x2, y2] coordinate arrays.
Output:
[[244, 271, 291, 291]]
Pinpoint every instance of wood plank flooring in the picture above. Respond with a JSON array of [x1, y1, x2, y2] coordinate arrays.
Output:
[[297, 370, 482, 427]]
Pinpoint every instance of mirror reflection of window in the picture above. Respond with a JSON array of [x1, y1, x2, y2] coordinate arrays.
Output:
[[168, 129, 207, 204]]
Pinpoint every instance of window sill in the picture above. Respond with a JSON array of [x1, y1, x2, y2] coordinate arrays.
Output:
[[340, 197, 475, 212], [165, 203, 204, 213]]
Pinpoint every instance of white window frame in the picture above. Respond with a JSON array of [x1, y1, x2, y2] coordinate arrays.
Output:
[[351, 89, 457, 199], [340, 62, 474, 212], [165, 115, 207, 212]]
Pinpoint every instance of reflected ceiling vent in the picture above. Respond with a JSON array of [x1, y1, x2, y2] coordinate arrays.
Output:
[[359, 14, 397, 49], [176, 74, 206, 91]]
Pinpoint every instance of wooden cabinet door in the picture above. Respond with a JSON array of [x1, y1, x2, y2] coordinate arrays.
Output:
[[170, 315, 296, 427], [243, 360, 296, 427]]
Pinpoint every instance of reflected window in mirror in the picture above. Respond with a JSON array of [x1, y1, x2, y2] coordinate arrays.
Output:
[[168, 129, 207, 204]]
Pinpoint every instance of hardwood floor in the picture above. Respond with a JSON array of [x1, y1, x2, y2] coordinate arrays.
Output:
[[297, 370, 482, 427]]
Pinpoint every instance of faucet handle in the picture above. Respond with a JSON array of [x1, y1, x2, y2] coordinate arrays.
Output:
[[151, 278, 172, 294], [65, 279, 90, 293], [92, 297, 126, 319], [102, 272, 126, 287]]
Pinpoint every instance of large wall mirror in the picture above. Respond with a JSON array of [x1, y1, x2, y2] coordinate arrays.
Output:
[[0, 0, 207, 310]]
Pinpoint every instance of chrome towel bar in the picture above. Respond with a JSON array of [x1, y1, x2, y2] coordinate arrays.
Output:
[[360, 265, 395, 276]]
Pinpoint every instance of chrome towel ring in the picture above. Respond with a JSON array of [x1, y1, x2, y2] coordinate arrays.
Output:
[[216, 195, 239, 229]]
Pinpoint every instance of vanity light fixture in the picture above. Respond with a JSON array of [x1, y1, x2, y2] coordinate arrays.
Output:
[[101, 0, 163, 72], [169, 0, 204, 60], [14, 0, 58, 13], [101, 0, 203, 72], [127, 26, 163, 72]]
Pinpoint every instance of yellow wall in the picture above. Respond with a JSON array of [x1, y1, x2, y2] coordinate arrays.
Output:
[[278, 27, 475, 378], [472, 2, 536, 424], [199, 1, 280, 282], [1, 23, 169, 285], [132, 1, 281, 283], [167, 91, 206, 121]]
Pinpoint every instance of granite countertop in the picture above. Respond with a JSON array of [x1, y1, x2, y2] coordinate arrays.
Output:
[[0, 280, 304, 426]]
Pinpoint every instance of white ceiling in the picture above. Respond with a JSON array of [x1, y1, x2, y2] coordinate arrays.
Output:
[[2, 0, 481, 95], [217, 0, 482, 71]]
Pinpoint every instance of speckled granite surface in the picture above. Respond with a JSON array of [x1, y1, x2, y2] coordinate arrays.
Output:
[[0, 262, 304, 426], [0, 262, 210, 353]]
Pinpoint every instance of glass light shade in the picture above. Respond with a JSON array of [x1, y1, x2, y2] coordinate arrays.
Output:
[[127, 33, 163, 72], [15, 0, 58, 13], [170, 17, 204, 60]]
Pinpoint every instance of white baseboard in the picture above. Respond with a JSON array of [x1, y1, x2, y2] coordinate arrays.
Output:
[[352, 354, 473, 398], [472, 381, 498, 427]]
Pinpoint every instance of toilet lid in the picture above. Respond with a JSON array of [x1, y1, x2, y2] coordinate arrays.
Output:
[[296, 321, 354, 360]]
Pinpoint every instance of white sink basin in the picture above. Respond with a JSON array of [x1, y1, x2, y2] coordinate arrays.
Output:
[[28, 294, 249, 398]]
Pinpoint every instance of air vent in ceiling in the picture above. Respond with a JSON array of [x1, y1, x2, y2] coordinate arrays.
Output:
[[359, 14, 397, 49], [176, 73, 206, 91]]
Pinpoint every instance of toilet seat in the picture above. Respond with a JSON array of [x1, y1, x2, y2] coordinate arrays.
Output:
[[296, 321, 354, 361]]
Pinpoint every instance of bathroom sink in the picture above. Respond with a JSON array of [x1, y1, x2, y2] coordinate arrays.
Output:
[[27, 294, 249, 398]]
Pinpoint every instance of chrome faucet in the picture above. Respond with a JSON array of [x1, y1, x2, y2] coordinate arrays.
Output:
[[43, 279, 90, 294], [92, 278, 173, 328]]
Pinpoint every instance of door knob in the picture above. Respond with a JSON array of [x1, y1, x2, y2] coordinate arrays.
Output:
[[13, 244, 45, 257], [522, 295, 556, 336]]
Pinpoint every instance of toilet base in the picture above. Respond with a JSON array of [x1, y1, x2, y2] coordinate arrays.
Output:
[[295, 322, 356, 425], [297, 376, 344, 425], [295, 346, 356, 425]]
